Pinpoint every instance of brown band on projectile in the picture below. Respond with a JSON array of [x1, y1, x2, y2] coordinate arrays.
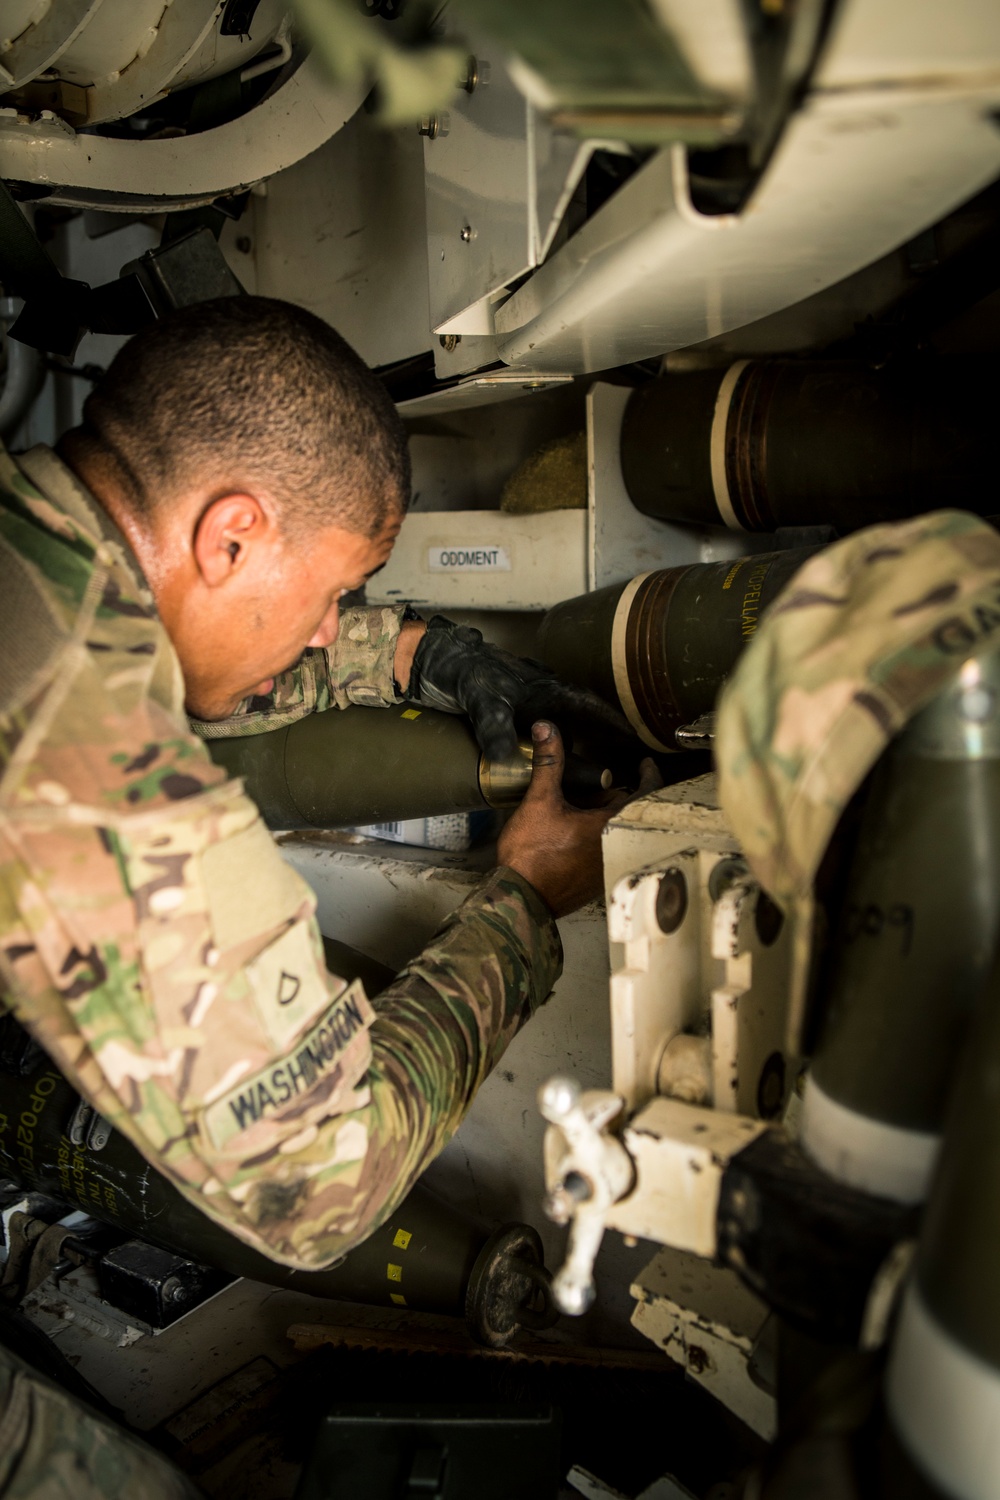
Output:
[[725, 361, 780, 533], [623, 565, 691, 749]]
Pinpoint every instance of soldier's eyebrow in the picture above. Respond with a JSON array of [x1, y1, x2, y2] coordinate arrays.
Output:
[[342, 562, 387, 593]]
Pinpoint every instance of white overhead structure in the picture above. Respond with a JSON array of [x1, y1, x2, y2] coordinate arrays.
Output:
[[1, 0, 998, 359], [493, 0, 1000, 372], [0, 51, 365, 209], [421, 28, 603, 338], [0, 0, 369, 213], [0, 0, 291, 124]]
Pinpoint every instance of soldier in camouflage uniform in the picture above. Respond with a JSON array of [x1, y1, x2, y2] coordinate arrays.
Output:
[[0, 296, 636, 1494], [715, 507, 1000, 1020], [0, 292, 633, 1266]]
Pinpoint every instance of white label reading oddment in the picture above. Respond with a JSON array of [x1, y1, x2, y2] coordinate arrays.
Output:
[[427, 545, 512, 573]]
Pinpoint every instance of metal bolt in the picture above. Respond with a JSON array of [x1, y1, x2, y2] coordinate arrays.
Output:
[[438, 334, 461, 353], [418, 115, 440, 139], [563, 1170, 593, 1203], [708, 856, 748, 903], [756, 1051, 786, 1119], [459, 224, 474, 243], [160, 1276, 187, 1304], [544, 1178, 590, 1224], [462, 55, 479, 93], [235, 236, 252, 254], [754, 890, 784, 947], [655, 868, 688, 934]]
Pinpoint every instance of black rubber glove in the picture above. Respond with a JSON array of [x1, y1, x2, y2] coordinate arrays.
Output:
[[406, 614, 633, 763]]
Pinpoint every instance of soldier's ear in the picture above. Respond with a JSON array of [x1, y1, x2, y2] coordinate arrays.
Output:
[[193, 493, 271, 587]]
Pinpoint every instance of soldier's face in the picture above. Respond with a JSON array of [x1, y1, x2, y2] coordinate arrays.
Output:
[[170, 505, 402, 721]]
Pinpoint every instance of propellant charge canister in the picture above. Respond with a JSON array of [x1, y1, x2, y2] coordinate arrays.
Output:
[[537, 547, 815, 750]]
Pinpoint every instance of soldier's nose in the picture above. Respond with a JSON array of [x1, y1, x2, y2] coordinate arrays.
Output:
[[308, 601, 340, 650]]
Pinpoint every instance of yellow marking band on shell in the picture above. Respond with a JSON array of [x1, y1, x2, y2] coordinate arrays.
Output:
[[390, 1293, 407, 1305], [401, 709, 421, 720], [387, 1263, 402, 1282], [393, 1228, 412, 1250]]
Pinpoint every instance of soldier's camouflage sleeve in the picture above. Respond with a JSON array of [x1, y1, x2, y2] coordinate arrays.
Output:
[[194, 605, 408, 740], [0, 446, 562, 1270], [716, 509, 1000, 910], [0, 1342, 201, 1500]]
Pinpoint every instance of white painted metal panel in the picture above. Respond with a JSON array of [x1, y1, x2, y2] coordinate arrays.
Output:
[[423, 46, 532, 334], [253, 109, 431, 371], [586, 382, 753, 590], [495, 0, 1000, 372], [423, 30, 595, 335], [0, 54, 367, 210], [366, 506, 588, 610], [631, 1247, 775, 1439], [397, 370, 572, 417], [817, 0, 1000, 88]]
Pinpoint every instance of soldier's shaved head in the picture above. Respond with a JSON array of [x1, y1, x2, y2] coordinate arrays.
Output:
[[74, 295, 410, 539]]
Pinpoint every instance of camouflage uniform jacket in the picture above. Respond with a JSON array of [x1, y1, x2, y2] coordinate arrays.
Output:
[[714, 510, 1000, 1037], [715, 510, 1000, 909], [0, 444, 562, 1269]]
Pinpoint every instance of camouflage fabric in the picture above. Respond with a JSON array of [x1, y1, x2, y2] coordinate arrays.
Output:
[[715, 510, 1000, 908], [0, 443, 562, 1270], [0, 1342, 201, 1500], [194, 607, 407, 739]]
